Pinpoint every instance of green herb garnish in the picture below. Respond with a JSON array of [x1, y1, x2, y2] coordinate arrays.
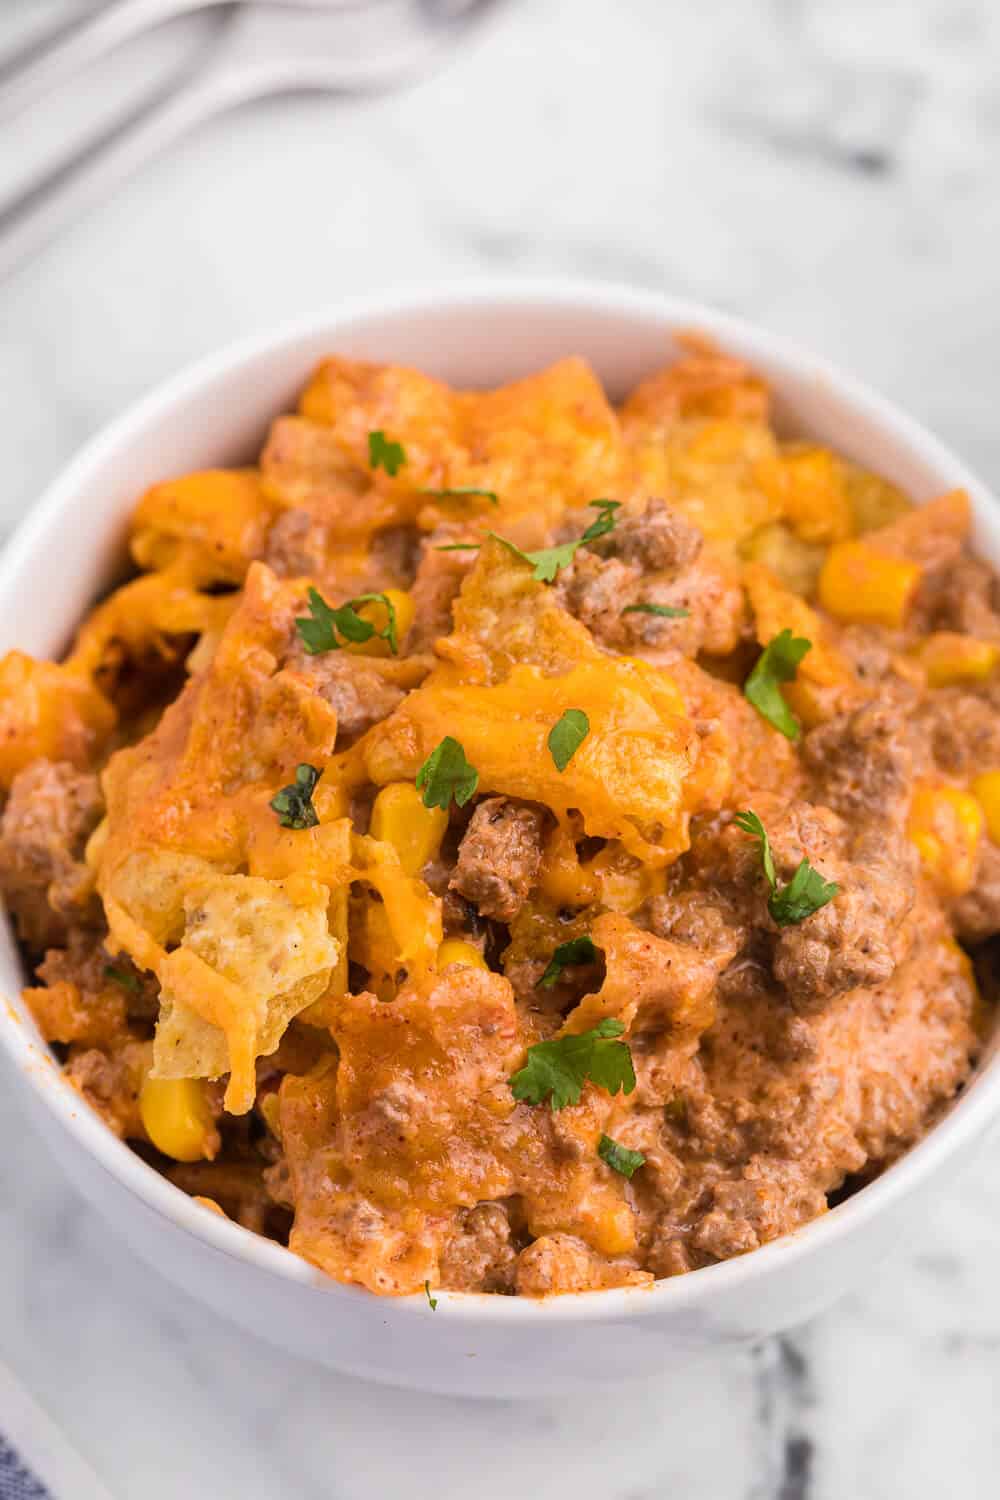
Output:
[[622, 602, 691, 620], [743, 628, 812, 740], [295, 588, 343, 653], [579, 498, 621, 543], [538, 935, 600, 989], [735, 809, 777, 886], [547, 708, 589, 772], [424, 1280, 438, 1311], [510, 1018, 635, 1111], [421, 486, 498, 506], [270, 764, 322, 830], [431, 502, 622, 579], [368, 429, 406, 477], [734, 809, 839, 926], [353, 592, 399, 654], [497, 499, 623, 582], [415, 736, 479, 811], [597, 1134, 646, 1178], [497, 535, 580, 583], [295, 587, 398, 655]]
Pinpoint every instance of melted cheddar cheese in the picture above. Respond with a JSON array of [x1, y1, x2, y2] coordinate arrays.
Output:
[[1, 343, 986, 1299]]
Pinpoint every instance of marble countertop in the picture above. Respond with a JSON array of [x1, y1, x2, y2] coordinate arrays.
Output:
[[1, 0, 999, 1495]]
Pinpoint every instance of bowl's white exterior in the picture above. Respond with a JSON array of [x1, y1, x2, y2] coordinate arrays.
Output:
[[2, 281, 998, 1399]]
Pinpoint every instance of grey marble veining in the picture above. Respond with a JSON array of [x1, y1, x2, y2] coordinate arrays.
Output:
[[1, 1, 999, 1495]]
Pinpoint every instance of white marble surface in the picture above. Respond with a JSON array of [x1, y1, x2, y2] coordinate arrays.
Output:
[[1, 0, 1000, 1495]]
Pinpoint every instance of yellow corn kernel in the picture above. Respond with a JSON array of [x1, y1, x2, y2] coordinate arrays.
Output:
[[780, 445, 854, 544], [915, 633, 999, 688], [369, 782, 448, 876], [818, 540, 921, 628], [582, 1197, 637, 1258], [437, 938, 487, 970], [783, 676, 836, 732], [140, 1075, 216, 1163], [843, 464, 911, 534], [350, 588, 415, 657], [742, 522, 826, 598], [972, 771, 1000, 844], [907, 783, 983, 896]]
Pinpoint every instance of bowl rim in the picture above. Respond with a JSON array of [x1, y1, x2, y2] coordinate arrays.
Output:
[[3, 275, 999, 1326]]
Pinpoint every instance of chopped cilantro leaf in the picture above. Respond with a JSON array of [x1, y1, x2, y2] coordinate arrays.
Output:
[[295, 588, 398, 655], [735, 808, 839, 926], [415, 736, 479, 811], [295, 588, 348, 654], [547, 708, 589, 772], [579, 498, 621, 543], [770, 859, 841, 926], [622, 602, 691, 620], [494, 533, 579, 583], [510, 1017, 636, 1111], [368, 429, 406, 477], [538, 934, 600, 989], [421, 486, 498, 506], [424, 1280, 438, 1311], [492, 499, 623, 583], [733, 809, 777, 888], [743, 628, 812, 740], [324, 599, 374, 646], [521, 539, 580, 582], [270, 764, 321, 830], [350, 592, 399, 655], [598, 1134, 646, 1178]]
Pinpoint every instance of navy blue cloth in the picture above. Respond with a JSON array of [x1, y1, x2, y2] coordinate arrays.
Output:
[[0, 1435, 50, 1500]]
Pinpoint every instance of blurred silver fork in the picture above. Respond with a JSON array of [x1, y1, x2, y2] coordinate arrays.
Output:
[[0, 0, 369, 121], [0, 0, 500, 280]]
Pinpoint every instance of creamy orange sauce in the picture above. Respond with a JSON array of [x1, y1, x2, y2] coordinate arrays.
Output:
[[0, 341, 991, 1296]]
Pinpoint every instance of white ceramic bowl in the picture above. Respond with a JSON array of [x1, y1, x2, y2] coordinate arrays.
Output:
[[2, 281, 998, 1399]]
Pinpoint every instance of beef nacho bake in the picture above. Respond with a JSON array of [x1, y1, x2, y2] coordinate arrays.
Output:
[[2, 340, 996, 1299]]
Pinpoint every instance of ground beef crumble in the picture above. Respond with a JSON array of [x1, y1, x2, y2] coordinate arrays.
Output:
[[450, 797, 548, 923], [4, 349, 992, 1301], [0, 760, 103, 948]]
